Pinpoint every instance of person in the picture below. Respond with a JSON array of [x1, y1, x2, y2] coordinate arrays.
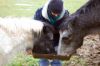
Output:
[[33, 0, 69, 66]]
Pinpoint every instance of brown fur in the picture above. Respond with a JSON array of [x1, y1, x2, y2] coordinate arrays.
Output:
[[58, 0, 100, 56]]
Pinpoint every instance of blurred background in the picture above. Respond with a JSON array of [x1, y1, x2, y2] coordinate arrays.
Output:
[[0, 0, 87, 17]]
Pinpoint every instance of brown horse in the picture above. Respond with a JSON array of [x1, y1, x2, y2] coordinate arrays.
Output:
[[58, 0, 100, 57]]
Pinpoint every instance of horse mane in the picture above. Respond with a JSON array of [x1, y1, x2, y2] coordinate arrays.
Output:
[[75, 0, 100, 14], [0, 17, 44, 34]]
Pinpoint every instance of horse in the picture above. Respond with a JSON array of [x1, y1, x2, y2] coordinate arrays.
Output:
[[0, 17, 55, 66], [58, 0, 100, 57]]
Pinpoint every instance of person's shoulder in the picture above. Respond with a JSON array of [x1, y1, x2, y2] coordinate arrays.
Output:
[[34, 7, 50, 22], [35, 7, 43, 13], [61, 10, 70, 19], [34, 7, 43, 20]]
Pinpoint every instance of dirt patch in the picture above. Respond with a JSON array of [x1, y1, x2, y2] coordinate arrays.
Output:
[[64, 35, 100, 66], [77, 35, 100, 66]]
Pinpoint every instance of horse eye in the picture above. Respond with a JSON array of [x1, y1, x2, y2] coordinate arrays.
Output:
[[62, 37, 69, 40], [62, 37, 72, 44]]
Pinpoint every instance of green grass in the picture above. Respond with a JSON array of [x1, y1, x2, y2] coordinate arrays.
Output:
[[6, 53, 39, 66], [0, 0, 87, 17]]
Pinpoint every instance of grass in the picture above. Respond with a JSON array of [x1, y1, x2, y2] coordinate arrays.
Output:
[[6, 53, 39, 66], [0, 0, 87, 17]]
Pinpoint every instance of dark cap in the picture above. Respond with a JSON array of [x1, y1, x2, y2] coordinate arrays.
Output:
[[48, 0, 63, 14]]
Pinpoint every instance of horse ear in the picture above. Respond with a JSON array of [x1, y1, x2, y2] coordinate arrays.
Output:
[[31, 29, 41, 38], [69, 16, 77, 28], [43, 23, 53, 40]]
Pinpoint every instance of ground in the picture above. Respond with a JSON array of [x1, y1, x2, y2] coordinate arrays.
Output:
[[63, 35, 100, 66], [78, 35, 100, 66]]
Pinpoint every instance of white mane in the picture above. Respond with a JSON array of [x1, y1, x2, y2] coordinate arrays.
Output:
[[0, 17, 44, 66], [0, 17, 43, 33]]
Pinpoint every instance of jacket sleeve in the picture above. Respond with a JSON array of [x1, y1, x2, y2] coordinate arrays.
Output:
[[33, 8, 44, 21]]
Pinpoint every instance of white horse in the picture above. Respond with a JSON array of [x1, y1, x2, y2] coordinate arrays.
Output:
[[0, 17, 53, 66]]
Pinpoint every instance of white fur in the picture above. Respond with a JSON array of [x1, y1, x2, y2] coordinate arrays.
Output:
[[0, 17, 44, 66]]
